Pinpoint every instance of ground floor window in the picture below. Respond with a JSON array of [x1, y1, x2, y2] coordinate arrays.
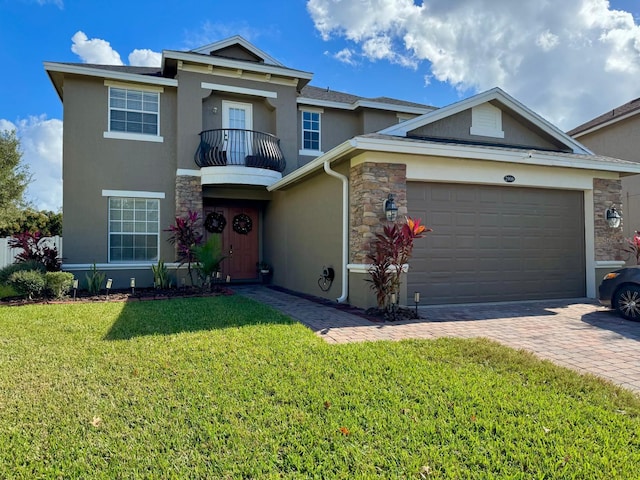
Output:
[[108, 197, 159, 262]]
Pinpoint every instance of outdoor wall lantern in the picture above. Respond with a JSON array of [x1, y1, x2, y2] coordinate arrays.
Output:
[[605, 204, 622, 228], [384, 193, 398, 222]]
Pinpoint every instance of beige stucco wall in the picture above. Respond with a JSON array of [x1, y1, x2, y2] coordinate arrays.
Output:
[[62, 76, 177, 267], [264, 165, 345, 301]]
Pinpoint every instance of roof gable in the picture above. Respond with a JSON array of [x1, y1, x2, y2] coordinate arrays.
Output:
[[380, 87, 592, 155], [190, 35, 284, 67]]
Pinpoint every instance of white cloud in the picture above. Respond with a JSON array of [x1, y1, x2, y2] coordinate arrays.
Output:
[[307, 0, 640, 129], [0, 116, 63, 212], [128, 49, 162, 67], [71, 31, 123, 65], [334, 48, 358, 65]]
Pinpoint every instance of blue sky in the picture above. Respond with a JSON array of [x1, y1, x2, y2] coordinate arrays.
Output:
[[1, 0, 640, 211]]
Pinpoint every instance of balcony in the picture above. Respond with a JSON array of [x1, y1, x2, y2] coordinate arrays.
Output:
[[195, 129, 286, 187]]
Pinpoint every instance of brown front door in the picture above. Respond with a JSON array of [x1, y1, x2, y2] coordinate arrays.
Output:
[[204, 205, 259, 281]]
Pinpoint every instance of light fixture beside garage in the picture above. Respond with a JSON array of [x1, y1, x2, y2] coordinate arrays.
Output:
[[605, 204, 622, 228], [384, 193, 399, 222]]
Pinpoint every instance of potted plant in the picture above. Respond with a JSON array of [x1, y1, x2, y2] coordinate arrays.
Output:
[[256, 262, 272, 283]]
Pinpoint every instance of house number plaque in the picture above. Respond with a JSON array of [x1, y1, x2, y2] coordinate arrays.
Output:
[[504, 175, 516, 183]]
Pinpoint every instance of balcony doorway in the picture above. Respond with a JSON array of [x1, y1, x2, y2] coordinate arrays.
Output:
[[222, 101, 253, 164], [203, 203, 259, 281]]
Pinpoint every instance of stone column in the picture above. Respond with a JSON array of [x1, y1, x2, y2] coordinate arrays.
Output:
[[594, 178, 624, 261], [175, 175, 203, 220], [349, 162, 407, 264], [348, 162, 408, 308]]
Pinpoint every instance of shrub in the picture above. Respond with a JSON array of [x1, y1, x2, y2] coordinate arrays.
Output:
[[0, 260, 46, 285], [45, 271, 75, 299], [8, 270, 46, 299], [85, 264, 106, 296], [165, 210, 203, 285], [8, 231, 61, 271], [194, 234, 226, 291], [367, 217, 431, 310]]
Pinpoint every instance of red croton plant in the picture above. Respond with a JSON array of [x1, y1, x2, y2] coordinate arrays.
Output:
[[367, 217, 431, 310]]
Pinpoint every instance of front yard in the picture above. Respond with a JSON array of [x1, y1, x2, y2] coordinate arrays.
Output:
[[1, 296, 639, 478]]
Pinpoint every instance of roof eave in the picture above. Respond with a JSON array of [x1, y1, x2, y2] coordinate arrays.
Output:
[[43, 62, 178, 88]]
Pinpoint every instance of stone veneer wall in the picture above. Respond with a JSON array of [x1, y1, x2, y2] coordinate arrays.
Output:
[[175, 175, 203, 221], [349, 162, 407, 264], [594, 178, 624, 261]]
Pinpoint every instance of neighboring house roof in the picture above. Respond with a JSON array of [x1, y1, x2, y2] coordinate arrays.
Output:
[[298, 85, 435, 115], [270, 100, 640, 192], [568, 97, 640, 138], [380, 87, 592, 155]]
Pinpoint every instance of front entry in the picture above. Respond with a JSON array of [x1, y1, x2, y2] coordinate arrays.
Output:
[[203, 204, 259, 281]]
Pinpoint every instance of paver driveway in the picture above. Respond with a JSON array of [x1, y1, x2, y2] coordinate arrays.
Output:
[[236, 286, 640, 395]]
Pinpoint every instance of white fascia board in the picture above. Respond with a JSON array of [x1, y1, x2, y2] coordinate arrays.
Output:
[[43, 62, 178, 87], [379, 87, 592, 155], [297, 96, 433, 115], [270, 134, 640, 191], [191, 35, 284, 67], [267, 140, 357, 191], [164, 51, 313, 81], [571, 109, 640, 139], [351, 136, 640, 174], [201, 82, 277, 99]]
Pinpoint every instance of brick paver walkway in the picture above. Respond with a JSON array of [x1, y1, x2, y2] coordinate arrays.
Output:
[[235, 286, 640, 395]]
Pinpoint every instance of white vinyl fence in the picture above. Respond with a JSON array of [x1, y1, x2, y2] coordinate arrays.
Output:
[[0, 236, 63, 269]]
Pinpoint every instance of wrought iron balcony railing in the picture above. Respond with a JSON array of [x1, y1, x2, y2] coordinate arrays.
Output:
[[195, 129, 286, 173]]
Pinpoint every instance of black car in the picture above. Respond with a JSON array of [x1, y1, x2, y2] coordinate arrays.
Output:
[[598, 266, 640, 320]]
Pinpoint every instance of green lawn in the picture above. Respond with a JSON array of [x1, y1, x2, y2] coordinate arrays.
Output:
[[1, 296, 639, 478]]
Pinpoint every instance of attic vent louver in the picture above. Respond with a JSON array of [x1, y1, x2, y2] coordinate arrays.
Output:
[[470, 103, 504, 138]]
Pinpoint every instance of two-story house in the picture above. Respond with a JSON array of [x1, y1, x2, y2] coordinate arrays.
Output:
[[45, 36, 640, 307]]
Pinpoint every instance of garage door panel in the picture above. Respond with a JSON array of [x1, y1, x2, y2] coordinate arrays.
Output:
[[407, 182, 585, 304]]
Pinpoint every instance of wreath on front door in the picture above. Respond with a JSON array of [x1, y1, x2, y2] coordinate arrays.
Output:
[[232, 213, 253, 235], [204, 212, 227, 233]]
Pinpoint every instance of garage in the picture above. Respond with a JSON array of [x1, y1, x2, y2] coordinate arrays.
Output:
[[407, 182, 586, 305]]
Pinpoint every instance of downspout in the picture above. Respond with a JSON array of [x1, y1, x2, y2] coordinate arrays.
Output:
[[323, 159, 349, 303]]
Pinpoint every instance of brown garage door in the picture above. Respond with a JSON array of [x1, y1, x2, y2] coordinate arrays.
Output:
[[407, 182, 585, 305]]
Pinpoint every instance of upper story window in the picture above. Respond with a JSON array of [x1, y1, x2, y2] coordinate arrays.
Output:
[[104, 82, 163, 143], [300, 109, 322, 155], [109, 87, 159, 135]]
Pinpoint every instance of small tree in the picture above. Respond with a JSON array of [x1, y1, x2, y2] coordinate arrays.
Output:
[[8, 231, 61, 271], [0, 129, 31, 232], [367, 217, 431, 310], [165, 210, 203, 285]]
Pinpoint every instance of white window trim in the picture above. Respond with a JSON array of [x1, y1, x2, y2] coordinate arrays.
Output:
[[201, 82, 277, 99], [106, 195, 162, 263], [105, 85, 163, 142], [298, 148, 324, 156], [300, 109, 322, 154], [102, 190, 165, 199]]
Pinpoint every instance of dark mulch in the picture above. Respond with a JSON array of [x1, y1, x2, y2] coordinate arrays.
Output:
[[266, 285, 422, 323], [0, 287, 234, 307]]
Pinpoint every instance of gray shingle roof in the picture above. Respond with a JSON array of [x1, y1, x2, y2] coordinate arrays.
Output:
[[568, 97, 640, 136], [53, 62, 164, 77], [299, 85, 434, 110]]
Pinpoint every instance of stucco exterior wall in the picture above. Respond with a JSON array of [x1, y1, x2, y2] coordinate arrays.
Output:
[[62, 76, 177, 266], [576, 119, 640, 239], [175, 70, 299, 173], [264, 166, 345, 301], [409, 108, 565, 150]]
